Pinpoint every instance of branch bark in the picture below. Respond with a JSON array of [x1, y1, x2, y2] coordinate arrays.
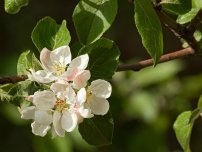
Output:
[[117, 47, 194, 71], [0, 75, 28, 84]]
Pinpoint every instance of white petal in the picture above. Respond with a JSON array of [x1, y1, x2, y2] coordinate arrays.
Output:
[[50, 45, 71, 67], [78, 105, 93, 118], [61, 110, 77, 132], [50, 81, 68, 99], [34, 110, 52, 125], [20, 106, 35, 120], [65, 85, 76, 104], [77, 88, 86, 105], [33, 90, 56, 110], [31, 122, 50, 137], [53, 111, 65, 137], [88, 79, 112, 98], [30, 69, 56, 83], [88, 95, 109, 115], [69, 54, 89, 70], [73, 70, 91, 89]]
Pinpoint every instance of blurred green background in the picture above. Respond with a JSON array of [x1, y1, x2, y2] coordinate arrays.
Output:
[[1, 0, 202, 152]]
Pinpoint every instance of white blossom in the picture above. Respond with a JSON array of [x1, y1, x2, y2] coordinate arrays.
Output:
[[29, 45, 90, 85]]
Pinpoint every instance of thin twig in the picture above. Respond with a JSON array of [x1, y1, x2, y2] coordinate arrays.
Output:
[[0, 75, 28, 84], [187, 10, 202, 35], [117, 47, 194, 71]]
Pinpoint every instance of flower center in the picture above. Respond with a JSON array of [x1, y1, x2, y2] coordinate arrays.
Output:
[[55, 99, 68, 112], [54, 63, 66, 76]]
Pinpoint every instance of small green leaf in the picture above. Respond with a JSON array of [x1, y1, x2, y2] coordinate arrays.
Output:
[[79, 112, 114, 146], [17, 50, 32, 75], [176, 8, 199, 24], [173, 111, 193, 152], [32, 53, 42, 71], [162, 0, 191, 15], [73, 0, 118, 44], [4, 0, 29, 14], [134, 0, 163, 64], [31, 16, 71, 51], [78, 38, 120, 81]]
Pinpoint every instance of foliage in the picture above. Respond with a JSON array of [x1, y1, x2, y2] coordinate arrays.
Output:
[[2, 0, 202, 151]]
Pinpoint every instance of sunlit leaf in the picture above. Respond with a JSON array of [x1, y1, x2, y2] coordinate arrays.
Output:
[[173, 111, 193, 152], [73, 0, 118, 44], [32, 16, 71, 51], [134, 0, 163, 64]]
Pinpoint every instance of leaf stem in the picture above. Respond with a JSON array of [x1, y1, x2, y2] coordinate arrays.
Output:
[[117, 47, 194, 71]]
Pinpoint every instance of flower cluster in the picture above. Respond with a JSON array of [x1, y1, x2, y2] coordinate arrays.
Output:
[[19, 46, 112, 137]]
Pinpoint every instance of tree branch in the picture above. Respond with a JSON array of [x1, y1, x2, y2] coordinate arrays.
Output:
[[117, 47, 194, 71], [0, 75, 28, 84]]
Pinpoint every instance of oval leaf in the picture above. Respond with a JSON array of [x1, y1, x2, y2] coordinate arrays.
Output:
[[17, 50, 32, 75], [4, 0, 29, 14], [78, 38, 120, 81], [173, 111, 193, 152], [177, 8, 199, 24], [73, 0, 118, 45], [79, 112, 114, 146], [134, 0, 163, 64], [31, 16, 71, 51]]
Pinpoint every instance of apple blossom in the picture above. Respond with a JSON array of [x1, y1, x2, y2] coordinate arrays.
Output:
[[29, 45, 90, 85]]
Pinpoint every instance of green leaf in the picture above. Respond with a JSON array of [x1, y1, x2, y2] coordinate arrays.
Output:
[[162, 0, 191, 15], [73, 0, 118, 45], [32, 53, 42, 71], [31, 16, 71, 51], [70, 42, 84, 59], [79, 112, 114, 146], [4, 0, 29, 14], [192, 0, 202, 9], [173, 111, 193, 152], [134, 0, 163, 64], [176, 8, 199, 24], [78, 38, 120, 81], [17, 50, 32, 75]]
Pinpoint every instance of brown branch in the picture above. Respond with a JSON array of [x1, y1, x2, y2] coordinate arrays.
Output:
[[117, 47, 195, 71], [0, 75, 28, 84], [153, 4, 201, 53]]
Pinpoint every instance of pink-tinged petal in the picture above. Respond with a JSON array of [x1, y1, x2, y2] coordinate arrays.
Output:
[[62, 67, 79, 81], [20, 106, 35, 120], [65, 85, 76, 104], [77, 88, 86, 105], [50, 45, 71, 67], [61, 110, 77, 132], [34, 110, 52, 125], [69, 54, 89, 70], [73, 70, 91, 89], [31, 122, 50, 137], [33, 90, 56, 110], [29, 69, 56, 83], [88, 79, 112, 98], [88, 95, 109, 115], [53, 111, 65, 137], [40, 48, 54, 71]]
